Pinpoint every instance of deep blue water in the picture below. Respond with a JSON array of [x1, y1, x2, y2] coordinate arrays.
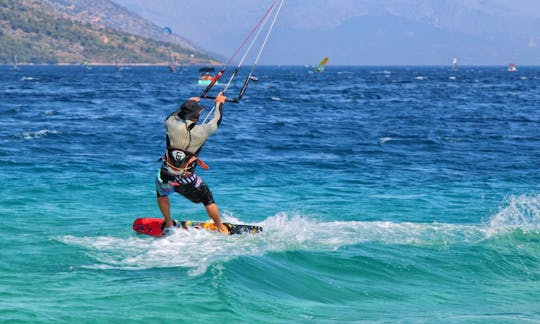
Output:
[[1, 65, 539, 322]]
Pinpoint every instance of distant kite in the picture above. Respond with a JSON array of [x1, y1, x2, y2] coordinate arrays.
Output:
[[162, 27, 172, 35]]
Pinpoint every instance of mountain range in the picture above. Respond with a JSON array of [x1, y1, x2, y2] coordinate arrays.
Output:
[[112, 0, 540, 65], [0, 0, 219, 65], [1, 0, 539, 66]]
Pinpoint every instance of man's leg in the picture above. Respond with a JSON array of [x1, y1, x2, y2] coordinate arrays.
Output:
[[157, 196, 175, 228], [205, 203, 229, 234]]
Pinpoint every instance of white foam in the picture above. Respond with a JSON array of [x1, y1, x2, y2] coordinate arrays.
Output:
[[53, 213, 477, 274]]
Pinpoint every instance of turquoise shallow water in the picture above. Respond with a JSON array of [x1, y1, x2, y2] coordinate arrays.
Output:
[[1, 66, 539, 322]]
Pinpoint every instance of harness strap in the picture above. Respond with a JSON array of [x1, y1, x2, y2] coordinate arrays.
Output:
[[162, 149, 209, 175], [197, 159, 209, 170]]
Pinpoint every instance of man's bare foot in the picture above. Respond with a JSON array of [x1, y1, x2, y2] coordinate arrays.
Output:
[[165, 222, 174, 228], [218, 224, 230, 235]]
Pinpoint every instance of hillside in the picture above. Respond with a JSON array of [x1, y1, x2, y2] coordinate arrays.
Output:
[[38, 0, 199, 52], [0, 0, 219, 65]]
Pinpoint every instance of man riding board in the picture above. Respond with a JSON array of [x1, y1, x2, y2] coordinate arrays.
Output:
[[155, 92, 229, 235]]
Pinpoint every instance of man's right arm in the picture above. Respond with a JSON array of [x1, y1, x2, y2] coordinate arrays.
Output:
[[201, 92, 226, 135]]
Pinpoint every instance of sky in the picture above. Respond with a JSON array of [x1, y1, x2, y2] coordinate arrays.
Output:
[[113, 0, 540, 66]]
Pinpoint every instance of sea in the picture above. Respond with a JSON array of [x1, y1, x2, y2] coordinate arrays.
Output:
[[1, 65, 539, 323]]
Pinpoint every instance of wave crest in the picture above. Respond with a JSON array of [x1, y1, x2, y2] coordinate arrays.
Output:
[[53, 194, 540, 275]]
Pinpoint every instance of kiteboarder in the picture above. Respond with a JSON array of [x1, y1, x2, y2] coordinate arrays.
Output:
[[156, 92, 229, 234]]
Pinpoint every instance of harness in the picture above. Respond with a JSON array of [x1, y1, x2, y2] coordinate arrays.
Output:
[[164, 146, 200, 174]]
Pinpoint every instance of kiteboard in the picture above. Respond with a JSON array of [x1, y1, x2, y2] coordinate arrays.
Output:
[[133, 217, 263, 237]]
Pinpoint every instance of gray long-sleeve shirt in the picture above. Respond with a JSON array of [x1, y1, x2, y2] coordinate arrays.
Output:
[[164, 102, 224, 154]]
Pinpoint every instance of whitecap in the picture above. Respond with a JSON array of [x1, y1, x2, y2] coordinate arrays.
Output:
[[378, 137, 393, 144], [22, 129, 60, 139], [486, 193, 540, 235]]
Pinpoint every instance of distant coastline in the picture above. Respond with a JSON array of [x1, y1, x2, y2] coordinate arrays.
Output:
[[4, 64, 539, 67], [3, 63, 221, 67]]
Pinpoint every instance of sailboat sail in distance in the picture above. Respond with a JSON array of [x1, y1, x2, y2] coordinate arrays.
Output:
[[452, 57, 457, 70], [314, 57, 329, 73], [168, 49, 176, 72], [11, 55, 19, 70]]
